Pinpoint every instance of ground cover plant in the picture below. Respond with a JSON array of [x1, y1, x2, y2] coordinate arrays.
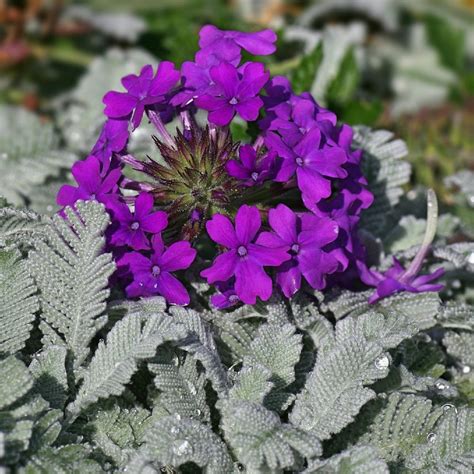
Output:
[[0, 4, 473, 474]]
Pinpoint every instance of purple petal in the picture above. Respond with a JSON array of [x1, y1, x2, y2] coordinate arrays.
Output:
[[235, 30, 277, 55], [140, 211, 168, 233], [154, 272, 190, 305], [159, 241, 196, 272], [276, 259, 302, 298], [305, 147, 348, 178], [208, 106, 235, 127], [297, 167, 332, 204], [294, 127, 321, 158], [227, 161, 251, 180], [300, 250, 338, 289], [56, 185, 78, 207], [149, 61, 180, 96], [206, 214, 238, 248], [209, 62, 238, 98], [248, 243, 290, 266], [134, 192, 154, 219], [236, 96, 263, 122], [71, 156, 101, 193], [129, 230, 150, 250], [235, 205, 261, 245], [201, 251, 238, 284], [103, 91, 137, 118], [268, 204, 297, 244], [235, 260, 272, 304]]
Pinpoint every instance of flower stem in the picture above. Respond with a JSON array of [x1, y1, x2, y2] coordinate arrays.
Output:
[[402, 188, 438, 279]]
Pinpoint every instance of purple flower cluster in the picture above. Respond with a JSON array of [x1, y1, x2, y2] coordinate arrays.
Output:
[[56, 25, 443, 308]]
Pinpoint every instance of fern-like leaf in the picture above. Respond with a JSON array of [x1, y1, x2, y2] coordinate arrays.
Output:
[[29, 201, 115, 370], [0, 250, 38, 356]]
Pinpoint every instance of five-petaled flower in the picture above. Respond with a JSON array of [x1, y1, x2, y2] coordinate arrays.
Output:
[[226, 145, 276, 186], [360, 258, 445, 304], [196, 62, 269, 126], [258, 204, 340, 298], [123, 235, 196, 305], [266, 127, 348, 206], [109, 193, 168, 250], [201, 205, 290, 304], [103, 62, 180, 130]]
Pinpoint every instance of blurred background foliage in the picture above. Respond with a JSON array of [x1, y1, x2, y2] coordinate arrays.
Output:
[[0, 0, 472, 229]]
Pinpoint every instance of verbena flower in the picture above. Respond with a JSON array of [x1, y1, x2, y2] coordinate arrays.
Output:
[[197, 25, 277, 65], [57, 155, 121, 208], [265, 127, 348, 205], [201, 205, 290, 304], [360, 189, 444, 303], [103, 62, 179, 129], [257, 204, 339, 297], [58, 24, 443, 307], [122, 235, 196, 305], [91, 119, 129, 172], [195, 62, 269, 126], [109, 193, 168, 250], [226, 145, 276, 186]]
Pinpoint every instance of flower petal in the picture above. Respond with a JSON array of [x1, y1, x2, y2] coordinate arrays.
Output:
[[206, 214, 238, 248], [276, 259, 302, 298], [268, 204, 297, 244], [103, 91, 137, 118], [159, 241, 196, 272], [140, 211, 168, 233], [235, 260, 272, 304], [201, 251, 238, 284], [235, 205, 261, 245], [155, 272, 190, 305]]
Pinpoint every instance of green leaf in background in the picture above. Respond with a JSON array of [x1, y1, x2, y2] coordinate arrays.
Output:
[[291, 42, 324, 95], [327, 47, 360, 106], [425, 14, 466, 73]]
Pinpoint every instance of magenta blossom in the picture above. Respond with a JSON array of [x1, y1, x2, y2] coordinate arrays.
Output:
[[258, 204, 339, 298], [109, 193, 168, 250], [266, 128, 348, 206], [123, 236, 196, 305], [360, 189, 444, 303], [57, 155, 121, 208], [226, 145, 276, 186], [210, 282, 240, 309], [360, 259, 444, 304], [195, 62, 269, 126], [91, 119, 129, 172], [103, 62, 180, 130], [196, 25, 277, 65], [201, 205, 290, 304]]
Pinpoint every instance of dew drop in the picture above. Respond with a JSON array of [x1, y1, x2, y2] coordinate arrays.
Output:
[[442, 403, 458, 414], [374, 354, 390, 370], [435, 380, 448, 391], [170, 425, 180, 435], [195, 408, 201, 417], [427, 432, 437, 443], [172, 439, 193, 457], [461, 365, 471, 374]]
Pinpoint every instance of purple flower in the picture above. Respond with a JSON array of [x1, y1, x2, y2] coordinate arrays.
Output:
[[360, 258, 445, 304], [196, 25, 277, 65], [171, 58, 213, 106], [201, 205, 290, 305], [226, 145, 276, 186], [265, 127, 348, 205], [360, 189, 444, 303], [56, 155, 121, 208], [123, 236, 196, 305], [257, 205, 339, 298], [91, 119, 129, 172], [103, 62, 180, 130], [210, 282, 240, 309], [195, 62, 269, 126], [109, 193, 168, 250]]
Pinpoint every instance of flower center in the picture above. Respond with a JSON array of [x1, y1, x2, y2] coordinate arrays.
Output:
[[237, 245, 248, 257], [251, 172, 259, 181], [291, 243, 300, 255], [229, 97, 238, 105], [296, 157, 304, 166], [299, 127, 306, 134], [229, 294, 239, 303], [151, 265, 161, 276], [90, 193, 96, 200], [130, 221, 140, 231]]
